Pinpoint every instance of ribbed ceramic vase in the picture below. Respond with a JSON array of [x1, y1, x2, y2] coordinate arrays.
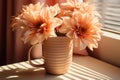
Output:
[[42, 37, 73, 75]]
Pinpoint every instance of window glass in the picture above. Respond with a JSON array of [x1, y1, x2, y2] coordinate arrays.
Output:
[[93, 0, 120, 33]]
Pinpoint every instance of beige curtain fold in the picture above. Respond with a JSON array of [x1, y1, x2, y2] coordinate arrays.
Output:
[[6, 0, 32, 64]]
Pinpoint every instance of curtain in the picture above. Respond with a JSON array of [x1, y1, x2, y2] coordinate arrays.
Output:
[[0, 0, 58, 66], [0, 0, 32, 66]]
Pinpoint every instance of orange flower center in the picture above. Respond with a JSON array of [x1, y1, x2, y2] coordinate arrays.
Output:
[[34, 21, 47, 34], [75, 26, 86, 37], [39, 27, 44, 33], [35, 21, 43, 29]]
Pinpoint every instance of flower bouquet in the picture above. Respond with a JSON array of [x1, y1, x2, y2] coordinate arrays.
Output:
[[11, 0, 102, 74]]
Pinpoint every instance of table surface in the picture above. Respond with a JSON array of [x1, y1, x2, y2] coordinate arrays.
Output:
[[0, 55, 120, 80]]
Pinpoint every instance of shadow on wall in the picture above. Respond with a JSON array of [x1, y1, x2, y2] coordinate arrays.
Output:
[[88, 34, 120, 67]]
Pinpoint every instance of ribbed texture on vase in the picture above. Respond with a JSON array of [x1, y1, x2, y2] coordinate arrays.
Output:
[[42, 37, 73, 74]]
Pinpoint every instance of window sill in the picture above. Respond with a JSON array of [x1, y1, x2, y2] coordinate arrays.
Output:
[[0, 55, 119, 80]]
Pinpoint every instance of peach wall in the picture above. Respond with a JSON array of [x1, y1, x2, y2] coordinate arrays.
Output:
[[93, 32, 120, 67]]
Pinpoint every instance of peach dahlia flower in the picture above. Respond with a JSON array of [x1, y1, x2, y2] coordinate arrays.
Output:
[[58, 0, 101, 18], [12, 2, 62, 45], [57, 0, 102, 51], [59, 11, 102, 51]]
